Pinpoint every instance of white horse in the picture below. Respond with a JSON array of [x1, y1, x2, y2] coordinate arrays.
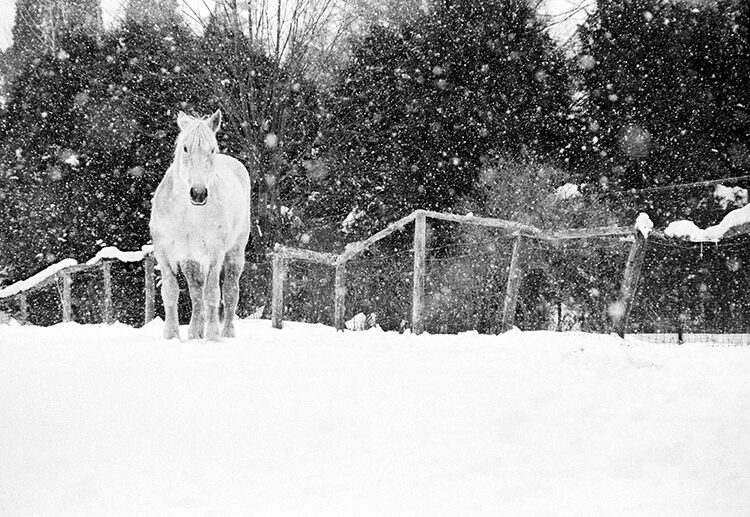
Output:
[[149, 110, 251, 340]]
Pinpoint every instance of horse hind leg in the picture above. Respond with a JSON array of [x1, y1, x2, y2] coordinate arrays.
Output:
[[221, 248, 245, 338], [182, 260, 206, 340], [158, 257, 180, 340]]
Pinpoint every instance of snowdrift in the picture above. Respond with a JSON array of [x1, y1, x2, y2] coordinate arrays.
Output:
[[1, 320, 749, 515]]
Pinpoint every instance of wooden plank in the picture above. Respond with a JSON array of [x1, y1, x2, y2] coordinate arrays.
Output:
[[339, 211, 419, 263], [61, 271, 72, 323], [334, 262, 347, 331], [2, 263, 96, 299], [101, 261, 113, 324], [421, 211, 631, 240], [613, 230, 649, 337], [501, 234, 526, 332], [271, 254, 287, 329], [144, 255, 156, 326], [18, 292, 28, 325], [537, 226, 633, 241], [411, 212, 427, 335], [274, 245, 338, 266], [64, 264, 98, 274], [421, 210, 542, 235]]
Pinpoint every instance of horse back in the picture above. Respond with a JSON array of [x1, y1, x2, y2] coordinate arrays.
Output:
[[214, 154, 252, 241]]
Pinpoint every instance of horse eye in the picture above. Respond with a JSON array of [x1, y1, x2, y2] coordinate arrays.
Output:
[[183, 146, 188, 153], [211, 148, 216, 154]]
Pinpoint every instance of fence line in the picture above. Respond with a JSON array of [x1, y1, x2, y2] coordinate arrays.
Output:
[[5, 208, 748, 335], [0, 246, 156, 326], [270, 209, 654, 335]]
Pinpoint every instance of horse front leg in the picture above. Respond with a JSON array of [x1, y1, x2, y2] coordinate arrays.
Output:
[[221, 248, 245, 338], [204, 262, 222, 341], [159, 260, 180, 340], [183, 260, 205, 340]]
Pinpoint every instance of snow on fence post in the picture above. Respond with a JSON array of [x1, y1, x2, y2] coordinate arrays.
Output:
[[614, 229, 649, 337], [144, 255, 156, 326], [18, 293, 28, 324], [101, 261, 113, 324], [412, 211, 427, 335], [271, 253, 287, 329], [334, 261, 347, 331], [501, 234, 525, 332], [60, 271, 72, 323]]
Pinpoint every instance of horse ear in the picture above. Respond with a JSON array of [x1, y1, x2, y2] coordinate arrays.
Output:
[[177, 111, 190, 131], [208, 109, 222, 133]]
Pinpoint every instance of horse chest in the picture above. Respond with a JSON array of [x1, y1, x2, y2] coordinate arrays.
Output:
[[153, 205, 232, 262], [177, 211, 230, 248]]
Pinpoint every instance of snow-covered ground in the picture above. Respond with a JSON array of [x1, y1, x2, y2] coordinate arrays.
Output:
[[1, 319, 750, 516]]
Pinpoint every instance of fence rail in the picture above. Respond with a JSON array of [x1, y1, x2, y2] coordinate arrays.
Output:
[[5, 207, 749, 335], [0, 246, 156, 326], [270, 209, 653, 335]]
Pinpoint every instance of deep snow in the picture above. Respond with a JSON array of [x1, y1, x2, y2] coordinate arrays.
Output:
[[1, 319, 750, 516]]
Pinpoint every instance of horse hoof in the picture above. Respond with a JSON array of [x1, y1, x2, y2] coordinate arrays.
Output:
[[188, 329, 205, 340], [221, 325, 236, 338], [163, 328, 180, 340], [206, 324, 221, 341]]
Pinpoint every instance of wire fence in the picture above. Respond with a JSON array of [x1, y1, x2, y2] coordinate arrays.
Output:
[[628, 235, 750, 345], [272, 225, 750, 345]]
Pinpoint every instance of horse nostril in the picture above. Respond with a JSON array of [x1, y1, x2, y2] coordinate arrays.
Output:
[[190, 186, 208, 204]]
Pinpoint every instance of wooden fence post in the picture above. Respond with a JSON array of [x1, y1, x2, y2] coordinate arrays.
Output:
[[101, 261, 113, 324], [502, 234, 526, 332], [271, 253, 287, 329], [334, 261, 347, 331], [144, 255, 156, 326], [18, 293, 28, 324], [61, 271, 72, 323], [614, 230, 648, 337], [412, 211, 427, 335]]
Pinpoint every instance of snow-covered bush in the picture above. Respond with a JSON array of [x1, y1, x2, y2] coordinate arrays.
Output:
[[423, 157, 626, 333]]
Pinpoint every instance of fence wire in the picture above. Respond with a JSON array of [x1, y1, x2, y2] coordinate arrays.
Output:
[[628, 235, 750, 345], [5, 229, 750, 346]]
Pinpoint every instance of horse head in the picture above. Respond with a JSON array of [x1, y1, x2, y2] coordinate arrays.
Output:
[[174, 110, 222, 206]]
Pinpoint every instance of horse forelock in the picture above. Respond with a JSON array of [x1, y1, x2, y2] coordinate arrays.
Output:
[[175, 117, 217, 159]]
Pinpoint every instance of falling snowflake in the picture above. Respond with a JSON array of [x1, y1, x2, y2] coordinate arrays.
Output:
[[264, 133, 278, 148]]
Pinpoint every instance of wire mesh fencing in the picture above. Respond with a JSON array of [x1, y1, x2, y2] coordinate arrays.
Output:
[[627, 235, 750, 345]]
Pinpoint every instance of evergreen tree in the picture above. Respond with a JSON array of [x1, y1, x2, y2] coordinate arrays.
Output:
[[577, 0, 750, 225], [316, 0, 575, 240], [574, 0, 750, 334], [0, 31, 104, 281], [0, 18, 201, 285]]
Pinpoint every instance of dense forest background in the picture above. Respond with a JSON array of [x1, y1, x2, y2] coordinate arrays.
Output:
[[1, 0, 749, 333]]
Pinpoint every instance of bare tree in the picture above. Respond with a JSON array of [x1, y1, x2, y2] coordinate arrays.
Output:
[[345, 0, 429, 30], [181, 0, 356, 254], [11, 0, 102, 57]]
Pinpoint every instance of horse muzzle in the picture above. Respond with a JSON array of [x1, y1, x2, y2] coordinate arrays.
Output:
[[190, 186, 208, 206]]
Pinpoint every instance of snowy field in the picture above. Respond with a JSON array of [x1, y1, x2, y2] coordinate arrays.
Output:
[[1, 319, 750, 516]]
